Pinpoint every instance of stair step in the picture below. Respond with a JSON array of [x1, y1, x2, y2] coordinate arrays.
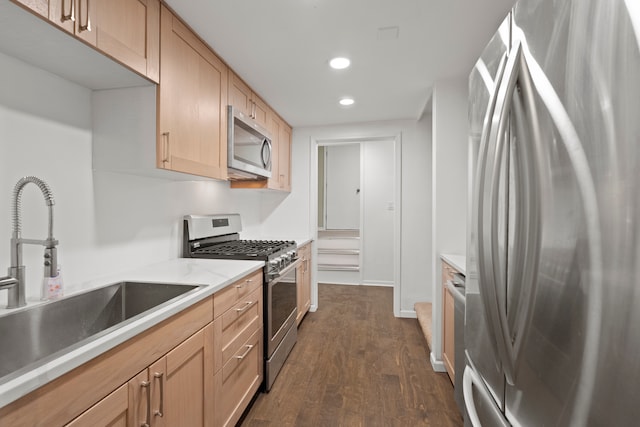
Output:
[[414, 302, 433, 350], [317, 248, 359, 255], [318, 264, 360, 271], [316, 239, 359, 250]]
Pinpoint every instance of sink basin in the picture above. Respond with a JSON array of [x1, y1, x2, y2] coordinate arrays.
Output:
[[0, 281, 203, 383]]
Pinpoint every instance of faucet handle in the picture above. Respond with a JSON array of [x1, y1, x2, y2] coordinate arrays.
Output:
[[0, 276, 18, 290], [44, 247, 58, 278]]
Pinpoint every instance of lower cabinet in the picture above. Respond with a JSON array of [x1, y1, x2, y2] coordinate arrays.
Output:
[[68, 326, 213, 427], [214, 328, 263, 427], [212, 277, 264, 427], [296, 241, 312, 326], [66, 384, 129, 427], [441, 260, 457, 384]]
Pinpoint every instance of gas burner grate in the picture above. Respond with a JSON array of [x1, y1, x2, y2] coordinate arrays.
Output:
[[194, 240, 294, 258]]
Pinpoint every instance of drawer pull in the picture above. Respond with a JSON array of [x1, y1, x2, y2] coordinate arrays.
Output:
[[153, 372, 164, 418], [235, 301, 253, 313], [235, 279, 252, 289], [235, 344, 254, 360], [79, 0, 91, 32], [140, 380, 151, 427], [61, 0, 75, 22]]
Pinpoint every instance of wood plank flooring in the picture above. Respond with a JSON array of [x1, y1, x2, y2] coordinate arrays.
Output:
[[240, 284, 463, 427]]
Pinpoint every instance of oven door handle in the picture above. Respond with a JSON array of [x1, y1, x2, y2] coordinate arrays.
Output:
[[269, 257, 302, 282]]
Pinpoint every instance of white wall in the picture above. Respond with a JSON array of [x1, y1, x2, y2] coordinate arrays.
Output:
[[430, 77, 469, 368], [0, 52, 265, 305], [261, 120, 432, 317]]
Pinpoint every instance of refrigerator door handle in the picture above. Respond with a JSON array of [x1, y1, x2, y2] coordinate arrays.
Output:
[[481, 40, 523, 385], [463, 365, 511, 427], [474, 52, 509, 374], [505, 48, 542, 380]]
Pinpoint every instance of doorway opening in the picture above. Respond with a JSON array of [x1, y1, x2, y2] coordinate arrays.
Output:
[[310, 135, 401, 316]]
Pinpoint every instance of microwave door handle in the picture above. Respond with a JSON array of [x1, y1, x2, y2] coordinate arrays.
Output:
[[261, 138, 272, 169]]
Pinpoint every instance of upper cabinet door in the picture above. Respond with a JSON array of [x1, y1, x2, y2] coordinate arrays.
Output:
[[278, 122, 292, 191], [229, 71, 253, 118], [87, 0, 160, 82], [46, 0, 160, 82], [251, 93, 269, 130], [158, 5, 228, 180], [229, 70, 270, 129], [14, 0, 50, 19]]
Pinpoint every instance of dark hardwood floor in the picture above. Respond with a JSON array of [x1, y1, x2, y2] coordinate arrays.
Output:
[[241, 284, 463, 427]]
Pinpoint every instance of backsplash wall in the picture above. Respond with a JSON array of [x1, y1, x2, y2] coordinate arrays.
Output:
[[0, 52, 264, 305]]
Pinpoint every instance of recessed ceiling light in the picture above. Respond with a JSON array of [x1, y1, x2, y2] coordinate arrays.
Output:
[[339, 97, 355, 106], [329, 57, 351, 70]]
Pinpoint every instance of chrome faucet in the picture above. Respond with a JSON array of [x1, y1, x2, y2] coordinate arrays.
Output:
[[0, 176, 58, 308]]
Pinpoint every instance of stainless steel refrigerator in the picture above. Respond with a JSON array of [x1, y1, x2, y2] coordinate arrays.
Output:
[[465, 0, 640, 425]]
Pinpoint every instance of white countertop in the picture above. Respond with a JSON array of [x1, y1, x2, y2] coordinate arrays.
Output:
[[0, 258, 264, 408], [441, 253, 466, 275]]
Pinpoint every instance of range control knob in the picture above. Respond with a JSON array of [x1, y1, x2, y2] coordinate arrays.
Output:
[[270, 257, 282, 270]]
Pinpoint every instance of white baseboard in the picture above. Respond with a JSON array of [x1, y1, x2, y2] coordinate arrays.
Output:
[[430, 352, 446, 372], [399, 309, 417, 318]]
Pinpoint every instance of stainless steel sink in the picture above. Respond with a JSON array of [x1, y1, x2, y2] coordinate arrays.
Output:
[[0, 281, 202, 383]]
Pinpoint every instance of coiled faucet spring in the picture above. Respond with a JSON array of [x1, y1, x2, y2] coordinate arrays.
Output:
[[1, 176, 59, 308]]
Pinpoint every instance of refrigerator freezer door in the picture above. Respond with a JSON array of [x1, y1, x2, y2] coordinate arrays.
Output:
[[505, 0, 640, 425], [466, 14, 511, 413]]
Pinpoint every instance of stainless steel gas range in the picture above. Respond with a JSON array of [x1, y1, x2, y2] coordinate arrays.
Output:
[[182, 214, 299, 391]]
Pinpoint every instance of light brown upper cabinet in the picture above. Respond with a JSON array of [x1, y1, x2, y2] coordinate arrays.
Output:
[[269, 113, 292, 192], [278, 120, 292, 192], [14, 0, 160, 82], [229, 71, 269, 130], [157, 5, 228, 180]]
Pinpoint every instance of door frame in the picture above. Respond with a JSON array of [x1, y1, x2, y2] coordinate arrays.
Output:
[[309, 133, 402, 317]]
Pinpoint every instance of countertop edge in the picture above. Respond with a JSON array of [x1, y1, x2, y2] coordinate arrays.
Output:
[[0, 259, 265, 409], [440, 253, 466, 275]]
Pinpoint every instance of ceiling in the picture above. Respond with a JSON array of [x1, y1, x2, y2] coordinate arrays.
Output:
[[163, 0, 515, 128]]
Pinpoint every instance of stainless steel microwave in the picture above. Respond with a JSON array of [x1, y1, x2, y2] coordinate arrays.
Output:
[[227, 105, 272, 180]]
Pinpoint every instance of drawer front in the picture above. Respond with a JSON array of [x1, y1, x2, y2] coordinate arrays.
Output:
[[214, 269, 263, 318], [215, 328, 263, 427], [221, 287, 262, 367], [442, 260, 456, 284], [221, 327, 262, 385]]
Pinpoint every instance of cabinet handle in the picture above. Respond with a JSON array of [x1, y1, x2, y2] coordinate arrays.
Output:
[[140, 380, 151, 427], [235, 278, 252, 289], [61, 0, 75, 22], [154, 372, 164, 418], [79, 0, 91, 32], [235, 300, 253, 313], [251, 101, 256, 119], [162, 132, 170, 165], [235, 344, 254, 360]]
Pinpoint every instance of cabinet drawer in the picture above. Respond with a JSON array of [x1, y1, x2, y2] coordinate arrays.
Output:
[[221, 287, 262, 366], [214, 269, 263, 317], [214, 328, 262, 427], [442, 261, 456, 284]]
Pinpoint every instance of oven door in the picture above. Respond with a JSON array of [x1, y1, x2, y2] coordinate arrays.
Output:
[[266, 258, 301, 357]]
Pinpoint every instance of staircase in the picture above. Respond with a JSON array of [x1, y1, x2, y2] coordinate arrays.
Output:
[[317, 229, 360, 284]]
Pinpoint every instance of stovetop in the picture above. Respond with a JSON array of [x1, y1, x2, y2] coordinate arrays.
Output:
[[182, 214, 297, 265], [191, 239, 296, 260]]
